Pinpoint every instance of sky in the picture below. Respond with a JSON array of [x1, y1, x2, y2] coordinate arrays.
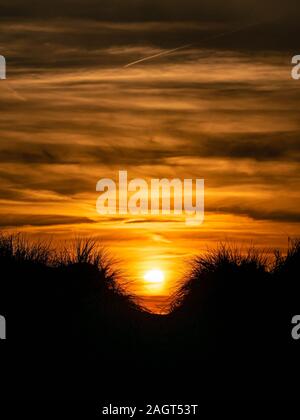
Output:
[[0, 1, 300, 311]]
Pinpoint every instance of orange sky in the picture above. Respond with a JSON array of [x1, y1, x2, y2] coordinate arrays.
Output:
[[1, 5, 300, 311]]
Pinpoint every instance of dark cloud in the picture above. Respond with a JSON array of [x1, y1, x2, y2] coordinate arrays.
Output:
[[185, 131, 300, 162], [0, 142, 173, 166], [125, 218, 176, 224], [0, 214, 96, 227], [210, 205, 300, 223], [1, 1, 299, 22], [0, 1, 299, 79], [0, 170, 95, 196], [1, 129, 299, 168]]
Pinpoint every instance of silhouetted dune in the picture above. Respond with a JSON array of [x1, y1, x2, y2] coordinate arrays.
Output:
[[166, 240, 300, 389], [0, 233, 299, 399], [169, 245, 271, 352]]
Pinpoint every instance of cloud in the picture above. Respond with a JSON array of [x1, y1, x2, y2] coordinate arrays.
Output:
[[1, 3, 300, 82], [152, 234, 172, 243], [125, 218, 177, 224], [0, 214, 96, 227], [210, 206, 300, 223], [2, 1, 299, 22], [1, 0, 299, 238], [1, 128, 299, 169]]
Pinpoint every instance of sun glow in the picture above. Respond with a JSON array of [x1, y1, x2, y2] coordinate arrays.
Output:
[[144, 269, 165, 284]]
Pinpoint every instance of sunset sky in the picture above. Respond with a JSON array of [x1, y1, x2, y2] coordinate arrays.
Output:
[[1, 1, 300, 311]]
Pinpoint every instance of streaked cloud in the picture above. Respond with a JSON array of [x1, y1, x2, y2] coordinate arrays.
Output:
[[1, 1, 300, 303]]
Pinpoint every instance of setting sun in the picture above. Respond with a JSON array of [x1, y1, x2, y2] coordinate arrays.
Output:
[[144, 269, 165, 284]]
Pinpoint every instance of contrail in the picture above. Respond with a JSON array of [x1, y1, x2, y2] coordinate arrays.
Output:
[[124, 44, 194, 68], [124, 20, 267, 68]]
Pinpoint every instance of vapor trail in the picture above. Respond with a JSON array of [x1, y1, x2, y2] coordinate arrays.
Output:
[[124, 44, 194, 68], [124, 20, 266, 68]]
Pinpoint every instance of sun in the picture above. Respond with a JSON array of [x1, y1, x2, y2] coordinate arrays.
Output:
[[144, 269, 165, 284]]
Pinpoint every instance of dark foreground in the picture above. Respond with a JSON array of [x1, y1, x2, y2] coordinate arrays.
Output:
[[0, 234, 299, 400]]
